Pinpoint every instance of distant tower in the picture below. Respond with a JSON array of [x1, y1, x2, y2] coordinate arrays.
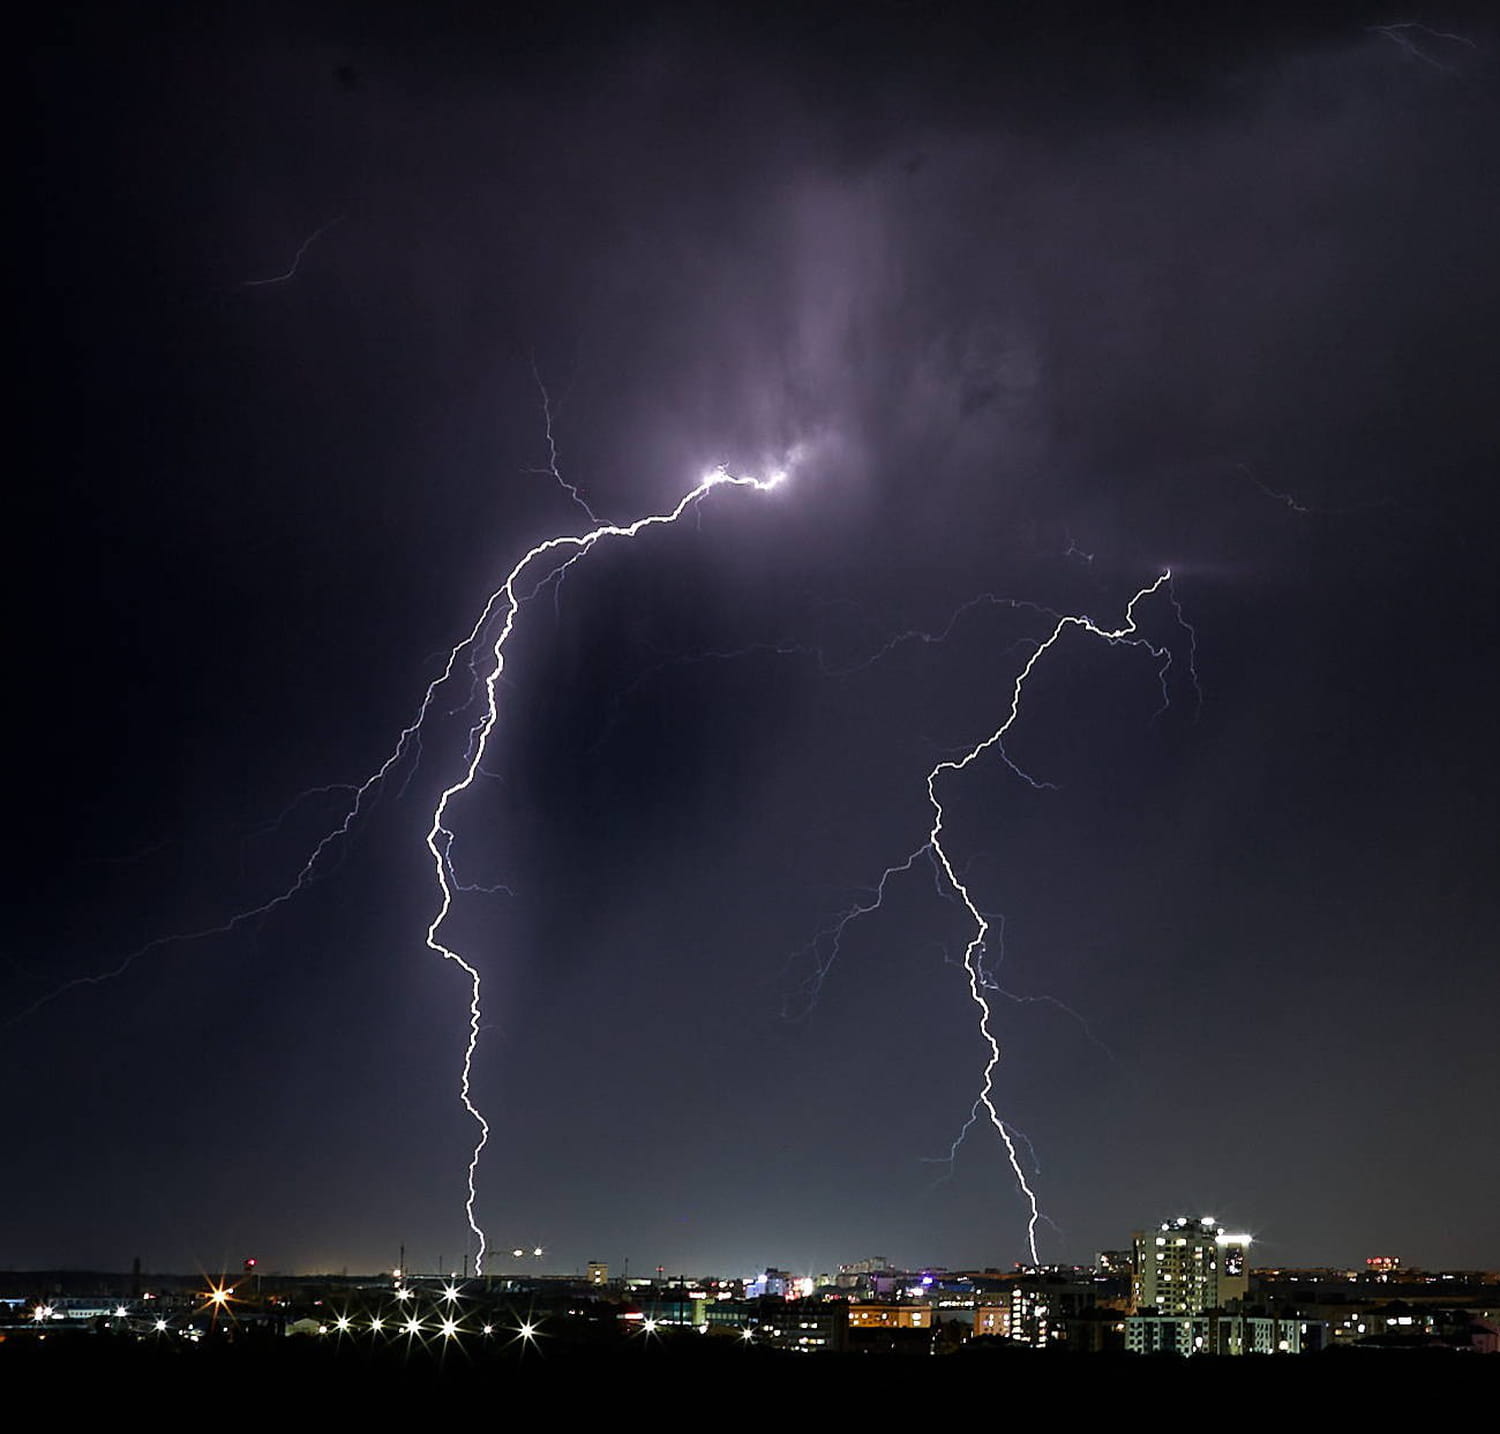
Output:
[[1131, 1215, 1251, 1314]]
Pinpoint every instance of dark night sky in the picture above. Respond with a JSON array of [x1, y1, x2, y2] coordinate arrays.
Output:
[[12, 2, 1498, 1277]]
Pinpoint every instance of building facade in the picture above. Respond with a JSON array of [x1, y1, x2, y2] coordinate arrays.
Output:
[[1125, 1311, 1316, 1355], [1132, 1216, 1251, 1316]]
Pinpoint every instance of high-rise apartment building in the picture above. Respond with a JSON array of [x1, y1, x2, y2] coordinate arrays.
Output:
[[1131, 1215, 1251, 1314]]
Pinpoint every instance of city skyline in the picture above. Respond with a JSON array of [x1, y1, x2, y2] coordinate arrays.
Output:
[[7, 1231, 1496, 1363], [12, 2, 1498, 1276]]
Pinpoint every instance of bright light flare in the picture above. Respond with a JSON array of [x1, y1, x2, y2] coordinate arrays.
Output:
[[510, 1314, 546, 1350], [198, 1280, 240, 1328], [702, 460, 792, 492]]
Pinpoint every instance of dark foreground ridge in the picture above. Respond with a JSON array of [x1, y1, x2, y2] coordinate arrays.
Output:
[[5, 1326, 1493, 1407]]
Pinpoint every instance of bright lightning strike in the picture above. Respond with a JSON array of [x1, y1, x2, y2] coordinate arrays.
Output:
[[793, 569, 1189, 1261], [925, 570, 1178, 1262], [424, 462, 789, 1272]]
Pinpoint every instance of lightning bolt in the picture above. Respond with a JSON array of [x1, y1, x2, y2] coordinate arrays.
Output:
[[1369, 22, 1479, 71], [781, 844, 932, 1020], [1062, 531, 1096, 565], [1233, 461, 1396, 520], [240, 215, 345, 287], [787, 569, 1187, 1263], [943, 911, 1117, 1061], [926, 570, 1177, 1262], [525, 360, 597, 524], [588, 591, 1059, 757], [417, 461, 788, 1271]]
